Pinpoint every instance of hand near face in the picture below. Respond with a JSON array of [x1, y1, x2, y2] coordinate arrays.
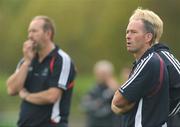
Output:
[[23, 40, 36, 62]]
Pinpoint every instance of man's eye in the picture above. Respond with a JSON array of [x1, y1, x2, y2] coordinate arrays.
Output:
[[131, 31, 137, 34]]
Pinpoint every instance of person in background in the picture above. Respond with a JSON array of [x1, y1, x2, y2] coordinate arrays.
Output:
[[81, 60, 121, 127], [6, 16, 76, 127], [119, 67, 131, 83]]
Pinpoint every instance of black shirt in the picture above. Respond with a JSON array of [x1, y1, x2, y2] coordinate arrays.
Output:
[[119, 48, 169, 127], [17, 46, 76, 127], [153, 43, 180, 117]]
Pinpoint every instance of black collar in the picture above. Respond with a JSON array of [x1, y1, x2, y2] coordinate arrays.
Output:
[[152, 43, 170, 52], [34, 45, 59, 63], [133, 47, 154, 66]]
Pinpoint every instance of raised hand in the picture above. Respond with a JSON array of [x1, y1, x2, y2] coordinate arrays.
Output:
[[23, 40, 36, 63]]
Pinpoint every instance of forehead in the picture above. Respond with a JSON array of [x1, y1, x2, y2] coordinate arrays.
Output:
[[126, 19, 145, 31], [28, 19, 44, 30]]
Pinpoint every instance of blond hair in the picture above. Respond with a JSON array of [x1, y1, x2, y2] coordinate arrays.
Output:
[[129, 7, 163, 44]]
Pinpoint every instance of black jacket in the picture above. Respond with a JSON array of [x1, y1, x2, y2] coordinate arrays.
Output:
[[153, 43, 180, 117]]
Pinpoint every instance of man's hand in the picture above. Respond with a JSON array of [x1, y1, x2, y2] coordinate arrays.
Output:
[[23, 40, 36, 62], [111, 103, 123, 115], [19, 88, 29, 100], [111, 90, 135, 114], [18, 88, 63, 105]]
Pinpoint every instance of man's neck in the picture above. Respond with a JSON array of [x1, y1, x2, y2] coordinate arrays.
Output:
[[38, 42, 55, 62], [134, 46, 151, 61]]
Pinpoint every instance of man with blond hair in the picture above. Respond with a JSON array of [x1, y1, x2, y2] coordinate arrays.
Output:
[[131, 6, 180, 127], [131, 7, 180, 126], [6, 16, 76, 127], [111, 8, 169, 127]]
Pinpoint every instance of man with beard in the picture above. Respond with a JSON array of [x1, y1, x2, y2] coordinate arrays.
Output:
[[6, 16, 76, 127]]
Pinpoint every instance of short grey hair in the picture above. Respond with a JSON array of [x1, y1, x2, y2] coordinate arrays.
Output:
[[33, 15, 56, 41]]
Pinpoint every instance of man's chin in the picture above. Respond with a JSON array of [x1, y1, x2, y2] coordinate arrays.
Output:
[[127, 49, 136, 54], [33, 45, 41, 52], [127, 48, 132, 52]]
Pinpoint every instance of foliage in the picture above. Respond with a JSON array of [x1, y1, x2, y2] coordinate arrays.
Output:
[[0, 0, 179, 74]]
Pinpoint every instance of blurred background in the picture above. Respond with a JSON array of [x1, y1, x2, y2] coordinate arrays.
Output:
[[0, 0, 179, 126]]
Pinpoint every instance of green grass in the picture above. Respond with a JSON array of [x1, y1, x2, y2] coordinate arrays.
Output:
[[0, 73, 20, 110], [0, 73, 20, 126], [0, 73, 8, 95], [70, 74, 94, 116], [0, 73, 95, 127], [73, 74, 94, 100]]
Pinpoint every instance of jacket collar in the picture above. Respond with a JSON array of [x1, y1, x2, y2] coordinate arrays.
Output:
[[152, 43, 170, 52]]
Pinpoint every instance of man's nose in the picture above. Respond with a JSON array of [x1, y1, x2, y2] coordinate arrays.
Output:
[[126, 33, 130, 40], [28, 33, 33, 40]]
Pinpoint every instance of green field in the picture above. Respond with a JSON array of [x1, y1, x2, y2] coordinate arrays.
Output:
[[0, 73, 94, 127]]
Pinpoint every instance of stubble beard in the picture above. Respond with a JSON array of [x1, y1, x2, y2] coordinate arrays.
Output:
[[33, 42, 41, 52]]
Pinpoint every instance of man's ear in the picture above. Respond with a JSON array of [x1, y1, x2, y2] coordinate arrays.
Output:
[[45, 30, 52, 40], [145, 32, 153, 43]]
